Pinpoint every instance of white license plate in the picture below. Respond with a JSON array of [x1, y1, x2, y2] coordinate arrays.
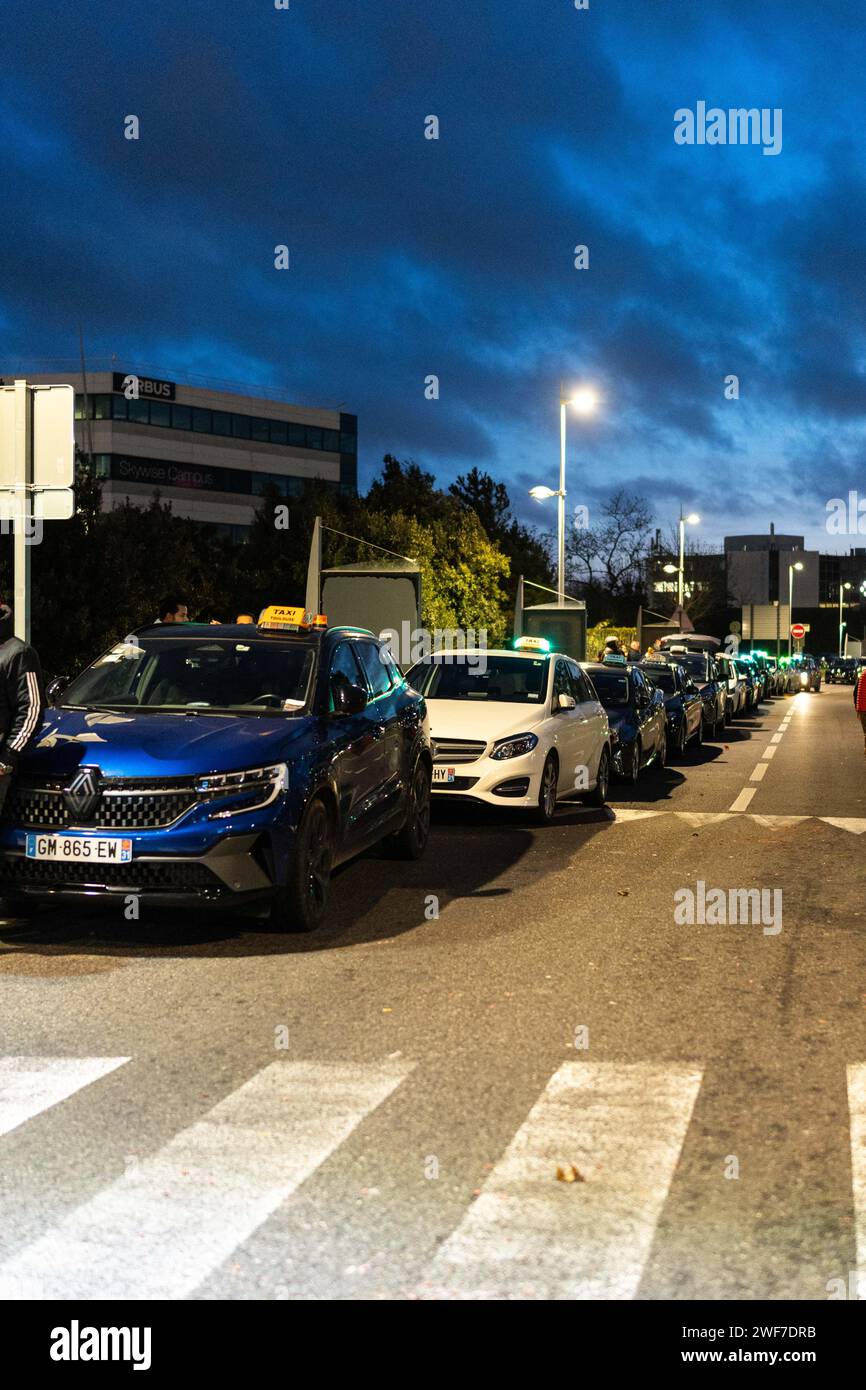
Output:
[[25, 833, 133, 863], [432, 766, 456, 785]]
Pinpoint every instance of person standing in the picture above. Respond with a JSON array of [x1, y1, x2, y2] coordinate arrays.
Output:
[[0, 602, 46, 811], [854, 664, 866, 759], [155, 594, 189, 624]]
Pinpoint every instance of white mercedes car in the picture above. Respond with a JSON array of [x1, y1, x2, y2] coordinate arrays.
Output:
[[405, 638, 611, 822]]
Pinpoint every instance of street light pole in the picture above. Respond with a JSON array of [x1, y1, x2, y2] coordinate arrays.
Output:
[[840, 581, 852, 656], [558, 401, 567, 606], [788, 561, 803, 657], [529, 387, 599, 608], [677, 513, 686, 610]]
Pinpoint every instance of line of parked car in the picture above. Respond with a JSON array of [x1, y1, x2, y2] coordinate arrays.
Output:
[[409, 632, 820, 823]]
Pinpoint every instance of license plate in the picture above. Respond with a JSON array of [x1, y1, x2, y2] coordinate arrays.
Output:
[[432, 766, 456, 784], [25, 833, 133, 863]]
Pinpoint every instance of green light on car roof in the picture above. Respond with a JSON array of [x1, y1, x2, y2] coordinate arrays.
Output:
[[513, 636, 551, 653]]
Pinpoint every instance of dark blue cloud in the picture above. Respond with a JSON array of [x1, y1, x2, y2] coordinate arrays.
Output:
[[1, 0, 865, 553]]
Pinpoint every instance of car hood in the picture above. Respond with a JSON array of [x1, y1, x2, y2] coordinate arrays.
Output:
[[426, 699, 547, 745], [21, 707, 310, 780]]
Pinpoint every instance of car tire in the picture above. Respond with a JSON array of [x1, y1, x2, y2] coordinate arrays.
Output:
[[535, 752, 559, 823], [272, 794, 335, 932], [624, 738, 641, 784], [673, 721, 686, 761], [583, 746, 610, 807], [694, 717, 704, 748], [654, 729, 667, 771], [393, 757, 432, 859]]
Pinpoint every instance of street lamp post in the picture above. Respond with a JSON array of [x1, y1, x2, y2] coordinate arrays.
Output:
[[788, 561, 804, 657], [662, 512, 700, 611], [840, 581, 852, 656], [530, 387, 598, 606]]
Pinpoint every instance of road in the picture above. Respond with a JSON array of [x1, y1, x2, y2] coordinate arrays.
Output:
[[1, 683, 865, 1301]]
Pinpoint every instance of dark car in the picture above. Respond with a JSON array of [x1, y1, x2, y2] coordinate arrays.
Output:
[[654, 648, 727, 738], [580, 659, 667, 783], [790, 653, 822, 692], [827, 657, 857, 685], [640, 661, 704, 759], [0, 608, 433, 931], [733, 657, 763, 709]]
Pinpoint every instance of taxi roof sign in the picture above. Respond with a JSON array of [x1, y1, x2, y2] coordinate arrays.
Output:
[[513, 635, 551, 653], [257, 605, 327, 632]]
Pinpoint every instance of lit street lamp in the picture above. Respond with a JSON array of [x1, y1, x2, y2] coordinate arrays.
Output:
[[840, 581, 852, 656], [788, 561, 804, 656], [530, 387, 599, 606], [662, 512, 700, 609]]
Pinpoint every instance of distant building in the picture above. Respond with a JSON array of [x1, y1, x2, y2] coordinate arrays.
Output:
[[17, 369, 357, 541]]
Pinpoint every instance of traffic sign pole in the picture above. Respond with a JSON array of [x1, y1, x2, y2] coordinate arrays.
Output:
[[12, 379, 32, 643]]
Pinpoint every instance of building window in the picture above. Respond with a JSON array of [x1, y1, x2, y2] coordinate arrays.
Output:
[[322, 429, 340, 452], [93, 394, 112, 420], [128, 398, 149, 424], [149, 401, 171, 428], [251, 417, 271, 443], [339, 431, 357, 455], [112, 395, 128, 420], [306, 427, 323, 450], [171, 403, 192, 430], [269, 420, 287, 445], [232, 413, 251, 439], [212, 410, 232, 437], [192, 407, 212, 433]]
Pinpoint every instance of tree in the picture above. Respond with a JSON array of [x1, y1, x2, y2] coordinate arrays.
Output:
[[567, 489, 654, 623], [449, 467, 554, 607]]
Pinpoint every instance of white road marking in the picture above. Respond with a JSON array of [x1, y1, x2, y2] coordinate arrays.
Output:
[[674, 812, 733, 827], [750, 764, 768, 782], [0, 1059, 411, 1300], [421, 1062, 702, 1300], [751, 815, 810, 830], [613, 809, 664, 822], [770, 732, 784, 743], [761, 745, 777, 761], [821, 818, 866, 835], [0, 1057, 129, 1139], [729, 787, 757, 812], [846, 1065, 866, 1297]]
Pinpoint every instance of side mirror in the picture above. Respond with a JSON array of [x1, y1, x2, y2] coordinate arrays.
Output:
[[46, 675, 71, 705], [556, 693, 576, 712], [332, 682, 368, 716]]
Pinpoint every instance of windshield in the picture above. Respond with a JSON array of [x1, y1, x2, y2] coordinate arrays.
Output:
[[589, 670, 630, 708], [62, 637, 316, 715], [407, 655, 548, 703], [644, 669, 676, 694], [669, 653, 708, 680]]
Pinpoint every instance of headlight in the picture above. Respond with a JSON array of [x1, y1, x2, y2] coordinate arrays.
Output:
[[799, 672, 809, 686], [197, 763, 289, 817], [490, 732, 539, 761]]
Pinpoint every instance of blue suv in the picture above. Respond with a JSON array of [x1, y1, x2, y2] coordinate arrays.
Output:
[[0, 609, 432, 931]]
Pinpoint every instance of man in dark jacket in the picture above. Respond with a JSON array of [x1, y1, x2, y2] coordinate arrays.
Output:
[[0, 604, 45, 810]]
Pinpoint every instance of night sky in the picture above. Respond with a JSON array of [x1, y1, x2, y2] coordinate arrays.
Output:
[[1, 0, 863, 550]]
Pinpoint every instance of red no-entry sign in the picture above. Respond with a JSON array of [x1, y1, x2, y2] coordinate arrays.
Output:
[[790, 623, 806, 640]]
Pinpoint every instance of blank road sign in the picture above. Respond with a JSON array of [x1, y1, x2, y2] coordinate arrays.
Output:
[[32, 383, 75, 489]]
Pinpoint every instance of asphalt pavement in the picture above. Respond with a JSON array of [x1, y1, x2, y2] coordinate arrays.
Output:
[[1, 684, 866, 1300]]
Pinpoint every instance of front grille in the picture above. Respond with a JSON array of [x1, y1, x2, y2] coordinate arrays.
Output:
[[2, 781, 201, 831], [0, 856, 224, 894], [431, 738, 487, 764]]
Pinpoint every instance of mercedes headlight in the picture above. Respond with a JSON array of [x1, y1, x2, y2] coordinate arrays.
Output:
[[799, 671, 809, 687], [490, 732, 539, 761], [197, 763, 289, 817]]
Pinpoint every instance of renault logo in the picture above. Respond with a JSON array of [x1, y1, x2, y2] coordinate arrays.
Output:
[[63, 766, 101, 820]]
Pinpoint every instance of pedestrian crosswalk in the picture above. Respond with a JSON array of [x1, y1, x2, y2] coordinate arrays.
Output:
[[0, 1055, 862, 1299]]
